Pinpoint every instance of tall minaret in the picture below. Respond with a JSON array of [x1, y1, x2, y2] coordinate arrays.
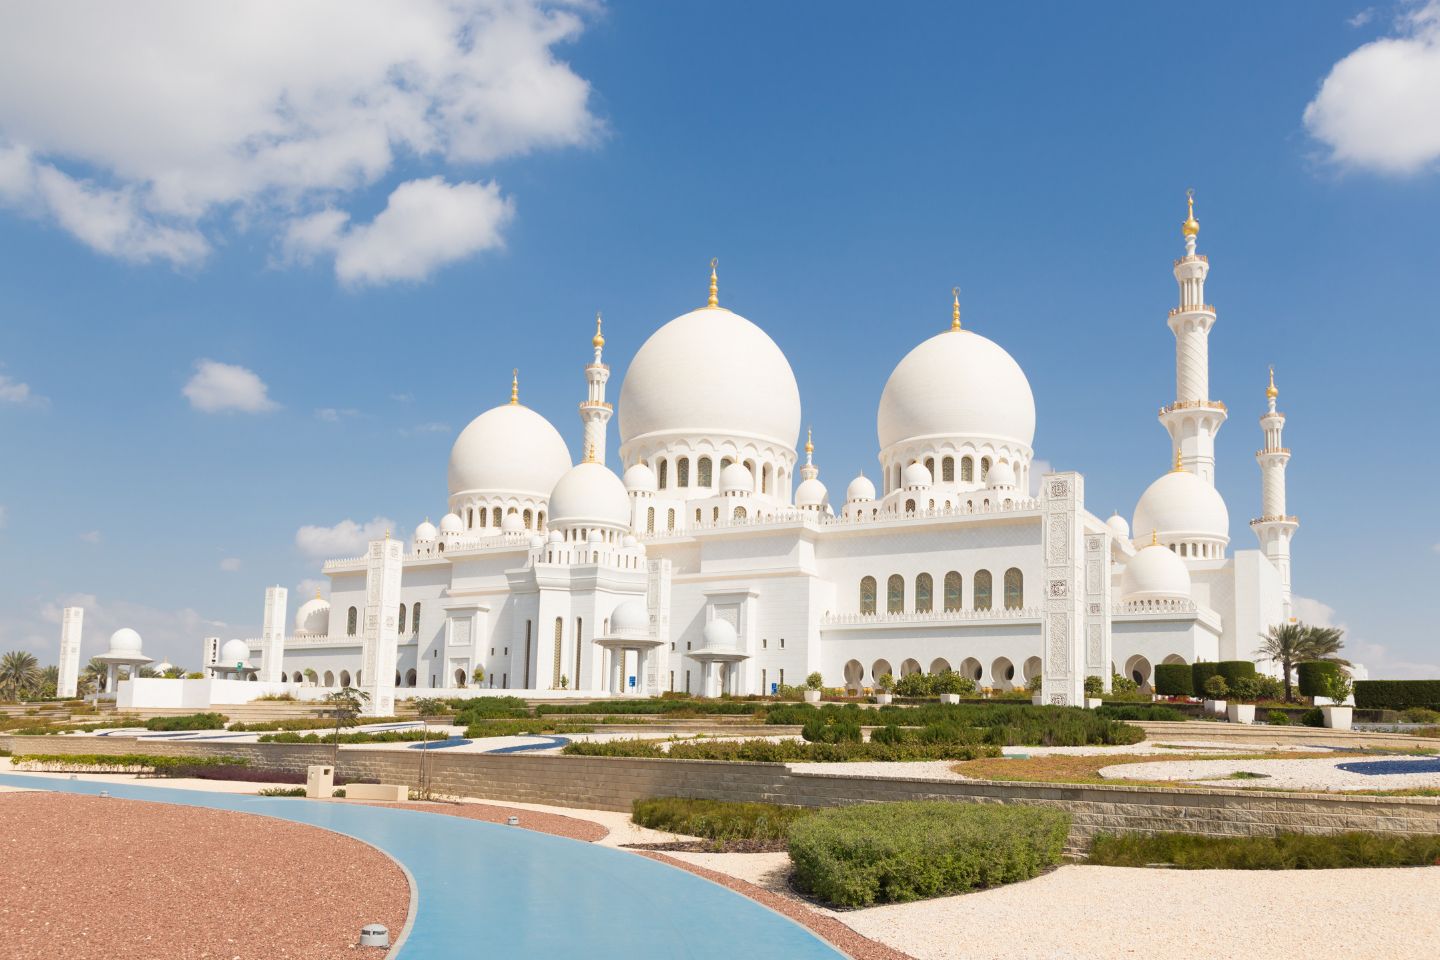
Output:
[[799, 427, 818, 482], [1159, 190, 1227, 485], [580, 311, 612, 465], [1251, 367, 1299, 618]]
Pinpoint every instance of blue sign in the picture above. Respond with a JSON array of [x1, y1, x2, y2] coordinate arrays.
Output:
[[770, 682, 778, 694], [628, 675, 636, 688]]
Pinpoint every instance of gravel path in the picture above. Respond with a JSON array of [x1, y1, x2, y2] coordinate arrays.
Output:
[[0, 792, 408, 960], [1101, 756, 1440, 791]]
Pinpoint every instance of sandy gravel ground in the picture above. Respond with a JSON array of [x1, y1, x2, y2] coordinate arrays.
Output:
[[1101, 755, 1440, 791], [0, 792, 409, 960]]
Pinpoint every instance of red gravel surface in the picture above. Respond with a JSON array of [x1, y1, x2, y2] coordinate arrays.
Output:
[[352, 799, 608, 842], [0, 792, 409, 960]]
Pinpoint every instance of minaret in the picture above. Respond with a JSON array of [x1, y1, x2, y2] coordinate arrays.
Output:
[[579, 311, 612, 465], [799, 427, 818, 482], [1251, 367, 1299, 618], [1158, 190, 1227, 485]]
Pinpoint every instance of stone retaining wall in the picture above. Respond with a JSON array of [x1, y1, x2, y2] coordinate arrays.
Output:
[[5, 734, 1438, 847]]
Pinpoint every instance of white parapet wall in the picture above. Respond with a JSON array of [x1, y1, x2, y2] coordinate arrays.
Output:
[[116, 678, 619, 709]]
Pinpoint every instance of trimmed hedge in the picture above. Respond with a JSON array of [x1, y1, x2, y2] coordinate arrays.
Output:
[[536, 699, 762, 717], [562, 737, 1001, 762], [1216, 661, 1257, 687], [1297, 661, 1342, 698], [1354, 680, 1440, 711], [10, 753, 245, 771], [1191, 661, 1256, 696], [788, 801, 1070, 907], [632, 797, 812, 841], [768, 703, 1144, 747], [1154, 663, 1193, 697], [1086, 831, 1440, 869], [143, 712, 229, 731]]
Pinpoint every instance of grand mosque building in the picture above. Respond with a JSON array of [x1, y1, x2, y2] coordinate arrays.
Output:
[[204, 196, 1300, 712]]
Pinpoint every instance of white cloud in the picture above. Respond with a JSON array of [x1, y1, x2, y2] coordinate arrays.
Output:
[[283, 177, 514, 285], [0, 2, 598, 277], [183, 359, 278, 413], [1027, 459, 1055, 498], [294, 516, 399, 559], [314, 407, 359, 422], [219, 557, 242, 572], [0, 372, 46, 406], [6, 592, 241, 670], [78, 530, 102, 544], [296, 578, 330, 600], [401, 421, 453, 436], [390, 392, 415, 404], [1304, 1, 1440, 174], [1349, 7, 1375, 27], [1291, 593, 1440, 680]]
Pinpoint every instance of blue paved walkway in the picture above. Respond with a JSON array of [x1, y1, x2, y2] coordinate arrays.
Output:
[[0, 773, 842, 960]]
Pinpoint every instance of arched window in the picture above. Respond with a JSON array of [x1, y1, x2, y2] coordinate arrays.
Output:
[[713, 507, 719, 522], [398, 603, 407, 635], [677, 457, 690, 487], [695, 508, 702, 524], [924, 457, 935, 479], [944, 571, 962, 611], [466, 508, 473, 528], [339, 669, 352, 687], [646, 507, 655, 534], [981, 456, 992, 481], [523, 508, 533, 529], [892, 464, 902, 492], [1004, 567, 1023, 608], [905, 499, 916, 514], [667, 508, 676, 531], [916, 573, 933, 612], [942, 457, 955, 482], [762, 463, 772, 494], [346, 606, 357, 636], [961, 456, 974, 482], [744, 459, 757, 489], [491, 506, 502, 528], [698, 457, 712, 487], [537, 511, 545, 530], [552, 617, 563, 688], [974, 570, 993, 610], [860, 576, 877, 615], [721, 457, 733, 470], [887, 574, 904, 613], [658, 460, 669, 489], [323, 670, 335, 687], [733, 506, 747, 520], [411, 602, 420, 637]]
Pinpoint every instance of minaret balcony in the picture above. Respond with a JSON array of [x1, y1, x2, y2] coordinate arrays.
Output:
[[579, 400, 613, 411], [1168, 304, 1216, 317], [1249, 515, 1299, 527], [1173, 254, 1209, 266], [1255, 447, 1291, 457], [1160, 399, 1227, 415]]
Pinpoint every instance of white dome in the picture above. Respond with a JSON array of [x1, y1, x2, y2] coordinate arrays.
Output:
[[548, 461, 631, 529], [414, 520, 438, 542], [610, 600, 649, 634], [152, 661, 173, 674], [500, 511, 526, 533], [439, 512, 463, 535], [846, 473, 876, 502], [547, 529, 564, 543], [988, 460, 1016, 489], [1120, 544, 1193, 601], [795, 477, 828, 508], [618, 305, 801, 450], [877, 328, 1036, 452], [623, 462, 657, 494], [702, 618, 738, 649], [1106, 512, 1130, 541], [107, 628, 143, 655], [902, 461, 932, 487], [220, 638, 251, 666], [1133, 470, 1229, 545], [448, 402, 572, 500], [294, 595, 331, 634], [720, 462, 754, 494]]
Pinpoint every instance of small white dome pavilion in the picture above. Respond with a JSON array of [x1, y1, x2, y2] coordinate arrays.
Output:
[[1121, 542, 1193, 601], [548, 460, 631, 531]]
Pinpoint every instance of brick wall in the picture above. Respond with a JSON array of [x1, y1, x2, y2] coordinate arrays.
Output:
[[6, 734, 1438, 846]]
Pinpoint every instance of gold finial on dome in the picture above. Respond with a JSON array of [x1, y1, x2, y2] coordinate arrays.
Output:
[[707, 258, 719, 308], [584, 441, 596, 464], [1182, 188, 1199, 237], [951, 286, 962, 332], [510, 369, 519, 405], [315, 588, 323, 600], [1266, 365, 1278, 400], [1151, 528, 1159, 547], [805, 426, 814, 456], [1172, 448, 1184, 472], [592, 311, 605, 349]]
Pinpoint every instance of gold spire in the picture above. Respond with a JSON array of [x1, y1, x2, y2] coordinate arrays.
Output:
[[510, 369, 519, 405], [1266, 365, 1278, 400], [951, 286, 962, 332], [315, 588, 323, 600], [583, 442, 596, 464], [707, 258, 719, 307], [805, 426, 814, 456], [1151, 528, 1159, 546], [592, 311, 604, 349], [1182, 188, 1199, 237], [1172, 448, 1184, 472]]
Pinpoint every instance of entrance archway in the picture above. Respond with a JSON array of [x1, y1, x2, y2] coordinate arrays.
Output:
[[959, 657, 982, 682]]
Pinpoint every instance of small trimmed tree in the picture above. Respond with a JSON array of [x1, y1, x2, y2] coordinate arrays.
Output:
[[1154, 663, 1193, 697], [1203, 675, 1229, 700]]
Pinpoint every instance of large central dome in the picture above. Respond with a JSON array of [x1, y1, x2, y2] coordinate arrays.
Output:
[[618, 305, 801, 450]]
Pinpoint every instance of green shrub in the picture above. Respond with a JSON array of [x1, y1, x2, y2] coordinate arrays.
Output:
[[1202, 676, 1229, 699], [536, 699, 760, 717], [1109, 673, 1139, 695], [766, 702, 1143, 748], [1354, 680, 1440, 712], [1267, 710, 1291, 725], [632, 797, 813, 841], [1216, 661, 1258, 688], [1297, 662, 1342, 698], [1095, 705, 1184, 722], [11, 753, 245, 771], [331, 788, 346, 798], [1154, 663, 1193, 697], [788, 801, 1070, 907], [228, 717, 403, 732], [561, 737, 1001, 762], [464, 718, 593, 738], [1254, 676, 1285, 703], [1399, 707, 1440, 723], [934, 672, 976, 696], [1301, 707, 1325, 728], [1083, 675, 1103, 697], [801, 713, 861, 744], [1191, 662, 1222, 696], [1085, 831, 1440, 869], [258, 786, 307, 797], [257, 729, 450, 744], [452, 697, 533, 723], [144, 712, 229, 731]]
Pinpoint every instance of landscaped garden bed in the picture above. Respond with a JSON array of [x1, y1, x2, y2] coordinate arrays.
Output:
[[1084, 830, 1440, 869]]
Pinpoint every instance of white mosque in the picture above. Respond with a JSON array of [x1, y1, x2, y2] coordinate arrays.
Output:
[[104, 195, 1304, 714]]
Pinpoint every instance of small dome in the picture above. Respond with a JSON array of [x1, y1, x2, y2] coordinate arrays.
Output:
[[501, 512, 526, 533], [1120, 544, 1193, 601], [846, 473, 876, 502], [547, 530, 563, 543], [1133, 469, 1229, 545], [530, 534, 545, 548], [702, 618, 738, 649], [623, 462, 657, 494], [988, 460, 1016, 489], [549, 461, 631, 529], [902, 461, 932, 488], [414, 519, 438, 542], [623, 535, 638, 548], [152, 661, 174, 674], [587, 529, 605, 543], [720, 462, 754, 494], [220, 638, 251, 666], [107, 628, 143, 655], [294, 595, 331, 634], [448, 402, 572, 501], [439, 513, 463, 535], [1106, 512, 1130, 541], [610, 600, 648, 634], [795, 477, 828, 508]]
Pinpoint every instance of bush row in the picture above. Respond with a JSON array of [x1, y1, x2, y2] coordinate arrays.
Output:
[[463, 718, 594, 739], [143, 712, 229, 732], [536, 699, 763, 717], [1353, 680, 1440, 711], [228, 716, 404, 732], [562, 737, 1001, 762], [774, 703, 1144, 747], [1085, 830, 1440, 869], [256, 729, 450, 744], [1153, 663, 1193, 697], [1297, 661, 1343, 698], [10, 752, 246, 770], [788, 801, 1070, 907], [1188, 662, 1257, 697], [1093, 704, 1185, 722], [631, 797, 813, 841], [449, 697, 532, 724]]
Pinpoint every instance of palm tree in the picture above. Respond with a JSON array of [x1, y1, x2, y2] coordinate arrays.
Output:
[[0, 651, 42, 701], [79, 657, 108, 695], [1257, 622, 1350, 702], [37, 665, 59, 699]]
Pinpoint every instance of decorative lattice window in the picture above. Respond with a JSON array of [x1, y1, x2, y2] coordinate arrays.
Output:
[[974, 570, 993, 610], [1004, 568, 1023, 609], [860, 576, 877, 614], [944, 572, 962, 611], [887, 574, 904, 614], [916, 573, 933, 612]]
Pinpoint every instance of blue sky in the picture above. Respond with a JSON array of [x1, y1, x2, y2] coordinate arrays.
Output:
[[0, 1, 1436, 676]]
